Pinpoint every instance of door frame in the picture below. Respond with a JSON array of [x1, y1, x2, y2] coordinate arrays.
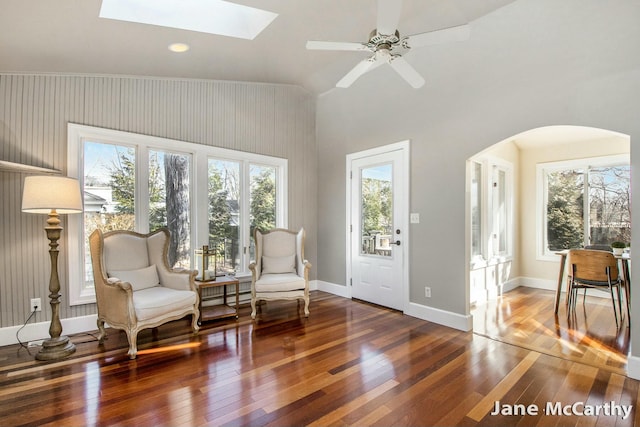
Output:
[[345, 140, 410, 312]]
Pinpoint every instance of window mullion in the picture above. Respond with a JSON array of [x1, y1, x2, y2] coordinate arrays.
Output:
[[137, 145, 150, 234], [583, 168, 590, 246], [195, 154, 209, 261], [241, 160, 251, 269]]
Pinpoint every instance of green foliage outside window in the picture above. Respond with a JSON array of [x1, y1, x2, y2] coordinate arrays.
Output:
[[362, 177, 392, 236], [250, 168, 276, 235], [546, 170, 584, 251]]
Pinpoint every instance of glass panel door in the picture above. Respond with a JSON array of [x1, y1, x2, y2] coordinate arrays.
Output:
[[360, 163, 393, 257]]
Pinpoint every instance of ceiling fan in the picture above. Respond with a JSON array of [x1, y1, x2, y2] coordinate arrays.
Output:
[[306, 0, 470, 89]]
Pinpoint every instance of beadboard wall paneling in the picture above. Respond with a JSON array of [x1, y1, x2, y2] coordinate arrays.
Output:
[[0, 73, 317, 329]]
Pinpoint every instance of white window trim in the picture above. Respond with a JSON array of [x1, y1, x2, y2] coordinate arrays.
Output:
[[536, 153, 629, 262], [469, 160, 486, 268], [469, 156, 514, 269], [490, 161, 513, 261], [67, 123, 287, 306]]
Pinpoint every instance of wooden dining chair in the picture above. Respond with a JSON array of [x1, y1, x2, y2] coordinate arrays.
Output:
[[567, 249, 625, 327]]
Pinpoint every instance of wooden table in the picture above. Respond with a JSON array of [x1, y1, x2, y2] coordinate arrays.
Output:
[[554, 250, 631, 315], [195, 275, 239, 323]]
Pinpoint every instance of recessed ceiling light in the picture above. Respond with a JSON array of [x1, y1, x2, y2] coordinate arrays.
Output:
[[99, 0, 278, 40], [168, 43, 190, 53]]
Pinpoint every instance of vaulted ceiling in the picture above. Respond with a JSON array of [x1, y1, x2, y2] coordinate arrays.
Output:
[[0, 0, 515, 95]]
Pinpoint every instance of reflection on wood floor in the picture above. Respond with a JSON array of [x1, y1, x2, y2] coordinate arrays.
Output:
[[1, 290, 638, 426], [472, 286, 630, 374]]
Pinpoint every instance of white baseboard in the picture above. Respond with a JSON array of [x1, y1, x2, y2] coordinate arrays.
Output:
[[404, 302, 473, 332], [517, 276, 557, 291], [517, 276, 610, 299], [501, 277, 520, 293], [0, 314, 98, 347], [1, 281, 321, 348], [316, 280, 350, 298], [316, 280, 471, 331], [627, 355, 640, 380]]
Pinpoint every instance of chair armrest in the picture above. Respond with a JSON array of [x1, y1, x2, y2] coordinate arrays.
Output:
[[302, 260, 312, 281], [105, 277, 132, 291], [158, 268, 197, 292], [249, 262, 260, 281], [95, 276, 135, 324]]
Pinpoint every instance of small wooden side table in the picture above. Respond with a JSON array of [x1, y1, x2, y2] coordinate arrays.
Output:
[[195, 275, 239, 323]]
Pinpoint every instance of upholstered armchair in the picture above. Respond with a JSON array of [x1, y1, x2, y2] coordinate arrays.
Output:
[[89, 228, 200, 359], [249, 227, 311, 319]]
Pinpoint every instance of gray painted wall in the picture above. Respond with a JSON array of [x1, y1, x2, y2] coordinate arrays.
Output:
[[0, 74, 316, 328], [316, 0, 640, 347]]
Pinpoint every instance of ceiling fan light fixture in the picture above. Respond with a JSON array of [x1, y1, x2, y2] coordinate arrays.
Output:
[[168, 43, 190, 53], [306, 0, 469, 89], [376, 48, 392, 62]]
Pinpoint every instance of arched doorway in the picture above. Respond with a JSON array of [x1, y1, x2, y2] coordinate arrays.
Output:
[[466, 125, 631, 372]]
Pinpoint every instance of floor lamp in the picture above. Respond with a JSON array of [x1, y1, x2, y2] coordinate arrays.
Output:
[[22, 175, 83, 361]]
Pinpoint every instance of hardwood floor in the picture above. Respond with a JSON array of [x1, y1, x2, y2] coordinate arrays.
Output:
[[472, 287, 630, 375], [0, 290, 638, 426]]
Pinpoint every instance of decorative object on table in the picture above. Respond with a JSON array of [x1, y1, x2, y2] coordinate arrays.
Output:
[[194, 244, 217, 281], [22, 175, 83, 361], [611, 241, 627, 256]]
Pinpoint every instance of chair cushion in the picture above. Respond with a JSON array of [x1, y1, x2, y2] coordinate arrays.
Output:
[[109, 265, 160, 292], [132, 287, 197, 321], [262, 255, 296, 274], [255, 273, 305, 292], [103, 233, 150, 271]]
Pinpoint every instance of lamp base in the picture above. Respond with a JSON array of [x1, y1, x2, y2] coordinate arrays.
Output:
[[35, 335, 76, 361]]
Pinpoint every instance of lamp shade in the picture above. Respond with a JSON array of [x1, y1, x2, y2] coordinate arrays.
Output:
[[22, 176, 83, 214]]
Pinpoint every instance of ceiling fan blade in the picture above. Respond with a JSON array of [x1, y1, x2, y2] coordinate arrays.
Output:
[[405, 24, 470, 48], [336, 58, 377, 88], [306, 40, 369, 51], [389, 56, 425, 88], [376, 0, 403, 35]]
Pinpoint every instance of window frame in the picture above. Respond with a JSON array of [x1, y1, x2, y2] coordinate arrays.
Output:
[[67, 123, 287, 306], [536, 154, 629, 261], [469, 156, 514, 269]]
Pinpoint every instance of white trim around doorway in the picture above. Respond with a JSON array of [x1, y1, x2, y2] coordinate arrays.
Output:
[[345, 140, 410, 312]]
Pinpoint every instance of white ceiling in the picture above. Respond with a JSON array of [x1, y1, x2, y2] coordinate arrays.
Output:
[[510, 126, 631, 150], [0, 0, 516, 95]]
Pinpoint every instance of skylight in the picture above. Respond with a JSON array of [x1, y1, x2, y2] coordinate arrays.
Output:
[[99, 0, 278, 40]]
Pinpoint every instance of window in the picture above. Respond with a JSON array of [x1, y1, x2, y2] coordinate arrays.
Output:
[[469, 157, 513, 266], [492, 166, 508, 256], [208, 158, 241, 274], [360, 163, 393, 257], [68, 124, 286, 305], [149, 149, 192, 268], [81, 141, 136, 292], [470, 161, 483, 260], [249, 164, 278, 260], [537, 154, 630, 259]]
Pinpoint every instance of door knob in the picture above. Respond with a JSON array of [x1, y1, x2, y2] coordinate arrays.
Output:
[[392, 240, 401, 246]]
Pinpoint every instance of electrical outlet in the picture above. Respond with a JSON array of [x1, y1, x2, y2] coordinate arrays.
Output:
[[410, 213, 420, 224], [425, 287, 431, 298], [30, 298, 41, 312]]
